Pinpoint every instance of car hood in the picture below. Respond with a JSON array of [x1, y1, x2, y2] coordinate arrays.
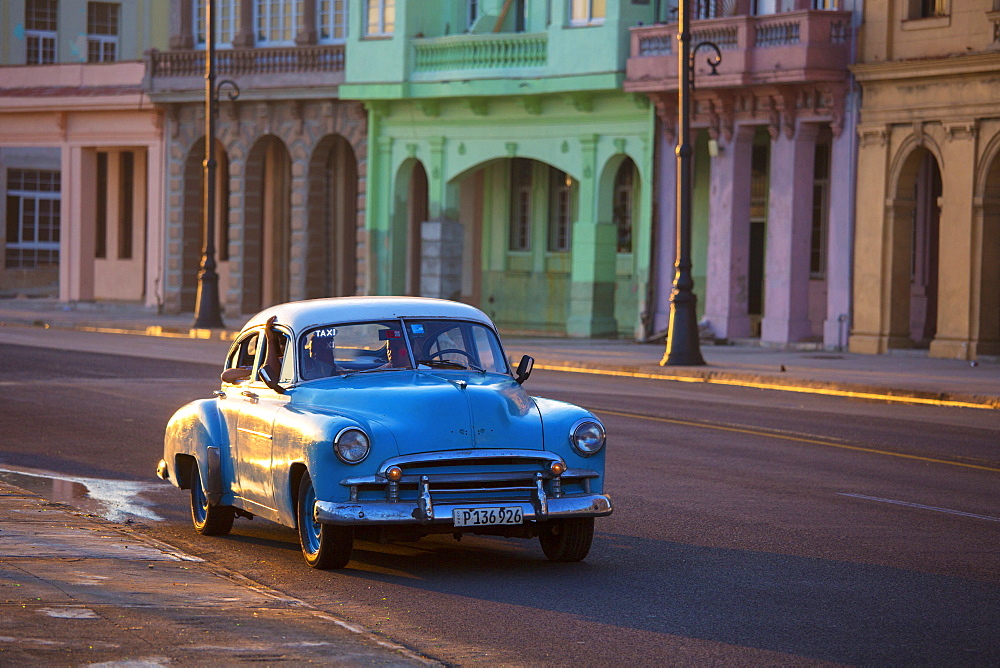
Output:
[[294, 371, 543, 456]]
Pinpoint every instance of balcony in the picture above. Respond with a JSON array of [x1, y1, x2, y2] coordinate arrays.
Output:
[[145, 44, 346, 98], [410, 32, 548, 81], [624, 10, 852, 93]]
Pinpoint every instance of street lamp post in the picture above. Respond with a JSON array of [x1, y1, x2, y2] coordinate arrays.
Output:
[[661, 0, 720, 366], [192, 0, 238, 329]]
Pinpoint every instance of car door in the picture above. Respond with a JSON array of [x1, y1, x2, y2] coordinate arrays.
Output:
[[217, 331, 261, 499], [232, 326, 290, 514]]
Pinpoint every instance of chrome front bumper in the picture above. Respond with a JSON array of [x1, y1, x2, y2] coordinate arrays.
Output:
[[315, 493, 612, 526]]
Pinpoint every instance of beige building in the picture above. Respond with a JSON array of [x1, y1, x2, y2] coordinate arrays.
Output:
[[850, 1, 1000, 359]]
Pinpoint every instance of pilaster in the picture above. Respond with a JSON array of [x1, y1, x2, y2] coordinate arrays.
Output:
[[761, 122, 818, 344], [567, 134, 617, 337], [822, 120, 854, 349], [704, 123, 755, 340]]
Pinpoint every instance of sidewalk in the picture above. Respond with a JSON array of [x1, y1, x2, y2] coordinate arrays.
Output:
[[1, 298, 997, 409], [0, 480, 433, 665]]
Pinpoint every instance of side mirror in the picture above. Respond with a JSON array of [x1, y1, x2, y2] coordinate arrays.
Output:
[[514, 355, 534, 385], [221, 367, 251, 384], [259, 366, 286, 394]]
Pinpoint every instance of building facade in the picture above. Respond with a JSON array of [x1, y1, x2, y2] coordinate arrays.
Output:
[[145, 0, 366, 318], [625, 1, 858, 348], [340, 0, 657, 338], [849, 1, 1000, 360], [0, 1, 169, 303]]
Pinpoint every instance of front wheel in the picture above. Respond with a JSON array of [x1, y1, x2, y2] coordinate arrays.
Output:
[[538, 517, 594, 562], [190, 460, 235, 536], [297, 472, 353, 569]]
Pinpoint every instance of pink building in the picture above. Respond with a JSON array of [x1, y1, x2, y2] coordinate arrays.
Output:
[[625, 2, 858, 349], [0, 1, 169, 307]]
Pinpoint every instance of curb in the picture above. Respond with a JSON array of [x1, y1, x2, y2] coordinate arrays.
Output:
[[526, 360, 1000, 410], [4, 316, 998, 410]]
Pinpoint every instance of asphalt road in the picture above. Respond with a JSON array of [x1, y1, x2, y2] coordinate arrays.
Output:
[[1, 333, 998, 666]]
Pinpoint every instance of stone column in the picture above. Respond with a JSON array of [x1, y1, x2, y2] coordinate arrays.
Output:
[[929, 123, 977, 359], [60, 147, 97, 302], [703, 123, 754, 340], [420, 219, 464, 300], [761, 122, 818, 344], [233, 0, 255, 48], [296, 0, 318, 45], [849, 125, 891, 354], [170, 0, 194, 49], [822, 123, 854, 349], [652, 125, 677, 335]]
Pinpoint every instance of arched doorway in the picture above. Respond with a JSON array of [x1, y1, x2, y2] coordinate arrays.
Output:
[[305, 135, 358, 299], [889, 147, 941, 349], [978, 152, 1000, 355], [407, 162, 429, 296], [182, 138, 230, 312], [243, 135, 291, 313], [391, 159, 428, 296]]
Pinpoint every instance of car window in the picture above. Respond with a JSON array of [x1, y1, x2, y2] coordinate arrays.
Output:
[[300, 321, 409, 380], [255, 329, 292, 385], [405, 319, 508, 374], [222, 332, 260, 384]]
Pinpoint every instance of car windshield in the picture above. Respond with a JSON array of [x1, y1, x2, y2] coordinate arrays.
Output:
[[298, 318, 508, 380], [403, 318, 508, 374]]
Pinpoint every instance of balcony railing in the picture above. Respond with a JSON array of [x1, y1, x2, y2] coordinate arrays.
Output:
[[147, 44, 345, 78], [412, 32, 547, 74], [627, 10, 852, 90]]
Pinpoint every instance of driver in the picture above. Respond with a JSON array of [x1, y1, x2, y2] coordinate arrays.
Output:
[[303, 328, 339, 379]]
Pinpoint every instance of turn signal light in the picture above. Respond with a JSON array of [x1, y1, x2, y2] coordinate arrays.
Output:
[[386, 466, 403, 482], [549, 461, 567, 477]]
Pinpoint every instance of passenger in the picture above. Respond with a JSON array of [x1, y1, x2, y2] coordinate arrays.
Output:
[[303, 328, 339, 379], [384, 338, 410, 369]]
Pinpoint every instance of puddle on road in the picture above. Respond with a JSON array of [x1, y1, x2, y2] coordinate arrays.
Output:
[[0, 467, 164, 522]]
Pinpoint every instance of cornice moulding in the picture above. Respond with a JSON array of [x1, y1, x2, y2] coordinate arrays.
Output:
[[851, 52, 1000, 83]]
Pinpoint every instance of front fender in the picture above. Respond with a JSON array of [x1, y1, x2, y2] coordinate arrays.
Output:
[[533, 396, 608, 493], [270, 405, 399, 527]]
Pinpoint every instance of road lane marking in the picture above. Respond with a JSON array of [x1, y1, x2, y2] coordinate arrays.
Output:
[[535, 363, 997, 410], [593, 408, 1000, 473], [838, 493, 1000, 522]]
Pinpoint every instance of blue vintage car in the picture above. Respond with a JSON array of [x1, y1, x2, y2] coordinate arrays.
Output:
[[157, 297, 612, 569]]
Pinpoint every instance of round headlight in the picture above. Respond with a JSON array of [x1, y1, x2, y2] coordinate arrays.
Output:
[[570, 419, 606, 456], [334, 428, 370, 464]]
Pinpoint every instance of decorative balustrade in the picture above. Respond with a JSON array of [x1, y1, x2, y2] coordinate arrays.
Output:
[[755, 20, 800, 47], [627, 10, 853, 90], [413, 33, 547, 72], [695, 25, 740, 50], [638, 33, 673, 57], [148, 44, 345, 78]]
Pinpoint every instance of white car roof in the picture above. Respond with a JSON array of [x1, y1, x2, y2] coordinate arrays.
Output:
[[239, 297, 497, 336]]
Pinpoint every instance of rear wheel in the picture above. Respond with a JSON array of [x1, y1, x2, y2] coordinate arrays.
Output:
[[190, 460, 235, 536], [538, 517, 594, 562], [297, 472, 353, 569]]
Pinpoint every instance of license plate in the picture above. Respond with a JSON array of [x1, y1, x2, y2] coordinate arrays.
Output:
[[452, 506, 523, 527]]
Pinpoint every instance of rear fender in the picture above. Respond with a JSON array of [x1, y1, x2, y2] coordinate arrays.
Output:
[[162, 399, 234, 504]]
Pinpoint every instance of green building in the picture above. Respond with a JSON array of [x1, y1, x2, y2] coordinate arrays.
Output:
[[341, 0, 658, 338]]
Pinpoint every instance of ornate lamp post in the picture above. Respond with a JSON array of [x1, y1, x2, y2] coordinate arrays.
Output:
[[193, 0, 239, 329], [661, 0, 720, 366]]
